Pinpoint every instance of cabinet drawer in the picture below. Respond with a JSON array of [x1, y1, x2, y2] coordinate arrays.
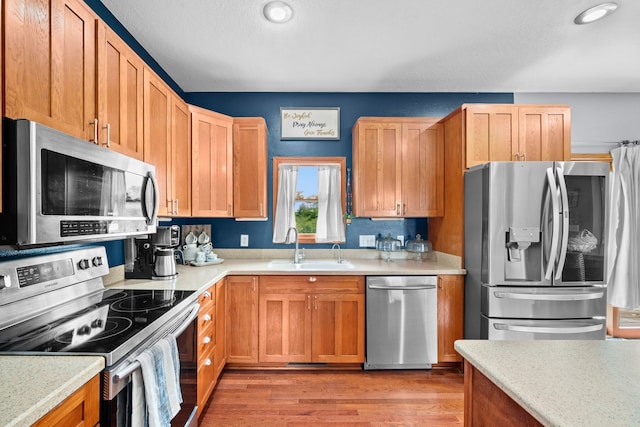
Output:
[[260, 275, 364, 294], [197, 322, 215, 362], [197, 308, 215, 333], [199, 287, 215, 308], [197, 355, 215, 408]]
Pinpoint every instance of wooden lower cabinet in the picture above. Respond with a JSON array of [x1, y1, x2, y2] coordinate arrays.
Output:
[[196, 283, 215, 417], [226, 276, 259, 364], [33, 374, 100, 427], [259, 276, 365, 364], [437, 275, 464, 363], [214, 279, 226, 378]]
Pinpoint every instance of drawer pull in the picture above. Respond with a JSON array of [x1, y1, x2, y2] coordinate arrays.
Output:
[[204, 358, 212, 366], [202, 314, 212, 322], [308, 276, 317, 283], [203, 336, 211, 344], [203, 291, 211, 298]]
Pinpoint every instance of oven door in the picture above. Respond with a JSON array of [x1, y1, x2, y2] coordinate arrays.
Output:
[[3, 118, 159, 247], [102, 303, 199, 427]]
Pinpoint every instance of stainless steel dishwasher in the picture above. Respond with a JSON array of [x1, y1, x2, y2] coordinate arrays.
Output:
[[365, 276, 438, 370]]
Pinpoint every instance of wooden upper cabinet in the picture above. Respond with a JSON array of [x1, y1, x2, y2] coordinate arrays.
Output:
[[171, 96, 192, 217], [4, 0, 98, 141], [190, 106, 234, 217], [518, 106, 571, 162], [402, 121, 444, 217], [96, 23, 144, 159], [143, 68, 172, 216], [464, 104, 571, 168], [352, 117, 444, 218], [352, 120, 402, 217], [233, 118, 268, 218], [465, 105, 518, 167]]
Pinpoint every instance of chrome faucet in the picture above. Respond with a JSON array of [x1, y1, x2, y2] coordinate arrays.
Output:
[[332, 243, 344, 263], [286, 227, 304, 264]]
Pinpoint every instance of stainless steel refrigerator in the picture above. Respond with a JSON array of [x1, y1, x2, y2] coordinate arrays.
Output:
[[464, 161, 609, 339]]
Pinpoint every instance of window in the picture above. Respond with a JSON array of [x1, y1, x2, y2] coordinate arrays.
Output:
[[272, 157, 346, 244]]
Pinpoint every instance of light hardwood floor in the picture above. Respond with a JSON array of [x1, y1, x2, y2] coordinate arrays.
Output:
[[199, 369, 464, 426]]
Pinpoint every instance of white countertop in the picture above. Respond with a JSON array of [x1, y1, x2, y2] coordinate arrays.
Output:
[[0, 355, 105, 427], [106, 253, 465, 293], [454, 340, 640, 427]]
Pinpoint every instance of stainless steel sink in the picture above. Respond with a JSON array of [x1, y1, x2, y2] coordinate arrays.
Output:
[[267, 259, 355, 271]]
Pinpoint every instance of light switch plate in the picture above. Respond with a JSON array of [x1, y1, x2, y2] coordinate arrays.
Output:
[[240, 234, 249, 247], [359, 235, 376, 247]]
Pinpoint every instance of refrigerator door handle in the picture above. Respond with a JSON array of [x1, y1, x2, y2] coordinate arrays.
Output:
[[555, 167, 570, 280], [493, 323, 604, 334], [544, 167, 561, 280], [493, 290, 605, 301]]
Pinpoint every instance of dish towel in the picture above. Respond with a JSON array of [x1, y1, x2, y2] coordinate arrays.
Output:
[[132, 336, 183, 427]]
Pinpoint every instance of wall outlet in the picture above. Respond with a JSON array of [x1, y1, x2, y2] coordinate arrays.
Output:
[[359, 235, 376, 247], [397, 235, 405, 246], [240, 234, 249, 247]]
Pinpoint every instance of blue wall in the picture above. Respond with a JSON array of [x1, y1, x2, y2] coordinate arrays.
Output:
[[175, 92, 513, 251]]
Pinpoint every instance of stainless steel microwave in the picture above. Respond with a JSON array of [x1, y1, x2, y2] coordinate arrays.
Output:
[[1, 118, 158, 248]]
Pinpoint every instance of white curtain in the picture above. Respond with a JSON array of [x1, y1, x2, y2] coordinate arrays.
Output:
[[607, 145, 640, 309], [272, 165, 298, 243], [316, 165, 345, 243]]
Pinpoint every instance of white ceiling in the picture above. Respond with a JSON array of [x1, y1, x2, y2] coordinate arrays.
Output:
[[100, 0, 640, 93]]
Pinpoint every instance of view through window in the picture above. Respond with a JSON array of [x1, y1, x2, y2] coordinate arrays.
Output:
[[295, 166, 318, 233]]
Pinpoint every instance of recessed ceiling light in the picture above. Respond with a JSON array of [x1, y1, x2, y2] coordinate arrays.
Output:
[[263, 1, 293, 24], [574, 2, 618, 25]]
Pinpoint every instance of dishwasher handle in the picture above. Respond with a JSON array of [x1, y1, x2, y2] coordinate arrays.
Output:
[[367, 284, 437, 291]]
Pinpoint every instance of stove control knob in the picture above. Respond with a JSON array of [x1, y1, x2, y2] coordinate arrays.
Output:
[[92, 256, 103, 267], [0, 275, 12, 290], [78, 259, 91, 270], [91, 319, 104, 329], [77, 325, 92, 335]]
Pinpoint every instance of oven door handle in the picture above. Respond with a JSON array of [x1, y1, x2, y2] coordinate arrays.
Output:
[[112, 303, 200, 384]]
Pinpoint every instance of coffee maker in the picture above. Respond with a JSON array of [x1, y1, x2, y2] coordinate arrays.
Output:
[[124, 225, 180, 280]]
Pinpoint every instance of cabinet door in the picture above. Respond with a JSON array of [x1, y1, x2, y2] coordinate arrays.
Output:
[[226, 276, 259, 364], [518, 106, 571, 161], [259, 292, 311, 363], [191, 106, 234, 217], [33, 375, 100, 427], [464, 105, 518, 168], [5, 0, 97, 141], [96, 23, 144, 159], [214, 279, 226, 379], [233, 118, 267, 218], [312, 293, 365, 363], [437, 275, 464, 363], [143, 68, 172, 216], [353, 121, 402, 217], [170, 96, 192, 216], [402, 121, 444, 217]]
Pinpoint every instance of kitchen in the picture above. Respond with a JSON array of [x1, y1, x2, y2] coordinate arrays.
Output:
[[1, 0, 640, 426]]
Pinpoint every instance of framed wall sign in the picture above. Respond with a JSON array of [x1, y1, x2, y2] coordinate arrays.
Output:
[[280, 107, 340, 140]]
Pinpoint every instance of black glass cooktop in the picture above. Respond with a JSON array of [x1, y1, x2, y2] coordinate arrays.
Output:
[[0, 288, 195, 360]]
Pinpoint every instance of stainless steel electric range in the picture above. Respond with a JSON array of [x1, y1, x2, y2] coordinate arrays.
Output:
[[0, 247, 200, 426]]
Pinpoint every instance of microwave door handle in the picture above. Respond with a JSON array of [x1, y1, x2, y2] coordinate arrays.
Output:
[[555, 167, 570, 281], [143, 172, 159, 224], [544, 167, 561, 281]]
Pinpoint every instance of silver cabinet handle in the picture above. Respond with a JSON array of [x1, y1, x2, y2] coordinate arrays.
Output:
[[204, 358, 212, 366], [103, 123, 111, 147], [203, 336, 211, 344], [202, 314, 212, 322], [90, 118, 99, 144]]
